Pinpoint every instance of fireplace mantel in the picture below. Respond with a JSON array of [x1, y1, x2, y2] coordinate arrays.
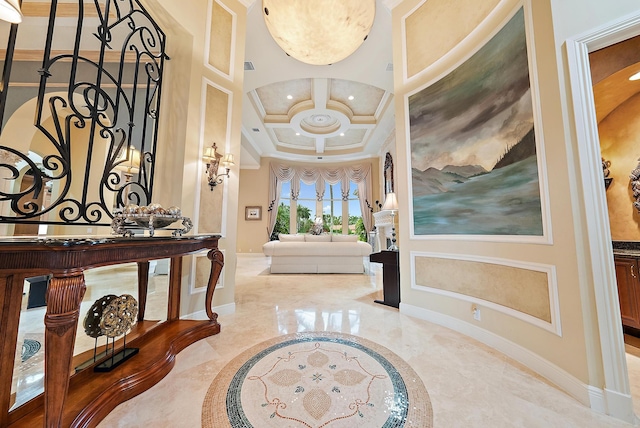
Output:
[[373, 210, 395, 251]]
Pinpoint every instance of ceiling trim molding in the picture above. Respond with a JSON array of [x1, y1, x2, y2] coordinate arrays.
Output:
[[381, 0, 403, 12], [374, 91, 393, 119], [348, 120, 376, 127], [236, 0, 257, 9], [263, 150, 379, 164], [240, 125, 264, 156], [248, 90, 267, 118]]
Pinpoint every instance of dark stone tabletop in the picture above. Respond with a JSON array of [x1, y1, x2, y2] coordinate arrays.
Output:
[[613, 241, 640, 256]]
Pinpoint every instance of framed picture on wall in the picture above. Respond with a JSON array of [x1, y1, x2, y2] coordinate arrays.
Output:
[[245, 206, 262, 221]]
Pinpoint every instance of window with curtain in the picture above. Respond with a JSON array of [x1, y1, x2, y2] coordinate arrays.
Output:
[[267, 163, 373, 241], [297, 182, 316, 233], [274, 179, 365, 240], [323, 182, 342, 234]]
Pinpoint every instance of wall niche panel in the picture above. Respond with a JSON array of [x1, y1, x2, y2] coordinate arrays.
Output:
[[413, 253, 558, 333], [207, 0, 235, 78], [198, 81, 231, 234]]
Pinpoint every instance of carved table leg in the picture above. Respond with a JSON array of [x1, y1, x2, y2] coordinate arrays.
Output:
[[0, 274, 26, 427], [167, 256, 182, 321], [44, 273, 86, 428], [137, 261, 149, 322], [205, 249, 224, 322]]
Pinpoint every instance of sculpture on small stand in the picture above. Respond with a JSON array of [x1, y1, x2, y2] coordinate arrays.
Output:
[[631, 159, 640, 213], [603, 157, 612, 189], [82, 294, 139, 372], [80, 294, 118, 371]]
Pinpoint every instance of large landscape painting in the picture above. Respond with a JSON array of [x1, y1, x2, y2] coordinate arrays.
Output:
[[409, 7, 543, 236]]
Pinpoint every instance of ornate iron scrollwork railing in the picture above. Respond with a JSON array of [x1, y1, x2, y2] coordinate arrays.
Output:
[[0, 0, 167, 226]]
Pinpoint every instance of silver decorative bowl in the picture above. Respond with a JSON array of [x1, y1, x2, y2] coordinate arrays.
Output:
[[129, 214, 181, 229], [111, 213, 193, 237]]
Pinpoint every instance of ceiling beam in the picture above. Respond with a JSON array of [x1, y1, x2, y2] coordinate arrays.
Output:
[[312, 79, 329, 154], [312, 78, 329, 110]]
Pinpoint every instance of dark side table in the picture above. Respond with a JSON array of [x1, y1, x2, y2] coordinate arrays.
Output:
[[369, 250, 400, 308]]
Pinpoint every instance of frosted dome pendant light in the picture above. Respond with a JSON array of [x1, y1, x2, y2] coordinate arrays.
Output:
[[0, 0, 22, 23], [262, 0, 375, 66]]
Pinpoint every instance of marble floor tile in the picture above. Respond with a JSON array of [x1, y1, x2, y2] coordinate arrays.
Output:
[[9, 254, 635, 427], [92, 254, 640, 427]]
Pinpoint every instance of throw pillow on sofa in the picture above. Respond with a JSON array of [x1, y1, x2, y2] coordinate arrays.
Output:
[[331, 234, 358, 242], [304, 234, 331, 242], [279, 234, 305, 242]]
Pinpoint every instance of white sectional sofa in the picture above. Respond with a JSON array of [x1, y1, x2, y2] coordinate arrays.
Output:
[[262, 233, 373, 273]]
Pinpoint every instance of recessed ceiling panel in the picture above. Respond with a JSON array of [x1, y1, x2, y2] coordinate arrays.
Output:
[[325, 129, 367, 148], [274, 128, 315, 147], [255, 78, 312, 115], [330, 79, 385, 116]]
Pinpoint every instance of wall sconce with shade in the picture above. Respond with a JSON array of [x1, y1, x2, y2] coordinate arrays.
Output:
[[203, 142, 234, 190], [382, 192, 398, 251], [115, 146, 141, 181], [115, 146, 141, 205], [0, 0, 22, 23]]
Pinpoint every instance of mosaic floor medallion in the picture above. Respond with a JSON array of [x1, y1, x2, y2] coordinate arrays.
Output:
[[21, 338, 41, 363], [202, 332, 432, 428]]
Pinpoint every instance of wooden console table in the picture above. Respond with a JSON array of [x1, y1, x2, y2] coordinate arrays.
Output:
[[0, 234, 223, 427]]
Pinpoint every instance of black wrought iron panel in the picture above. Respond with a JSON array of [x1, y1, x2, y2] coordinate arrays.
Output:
[[0, 0, 167, 226]]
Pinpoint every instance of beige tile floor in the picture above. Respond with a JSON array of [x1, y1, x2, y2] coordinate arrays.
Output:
[[95, 254, 638, 427], [11, 254, 640, 427]]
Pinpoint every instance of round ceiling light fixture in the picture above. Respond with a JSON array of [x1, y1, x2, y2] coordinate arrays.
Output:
[[262, 0, 375, 66]]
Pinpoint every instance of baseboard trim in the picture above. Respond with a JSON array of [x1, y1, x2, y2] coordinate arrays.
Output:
[[588, 385, 605, 414], [181, 302, 236, 320], [603, 387, 635, 423], [400, 303, 594, 407]]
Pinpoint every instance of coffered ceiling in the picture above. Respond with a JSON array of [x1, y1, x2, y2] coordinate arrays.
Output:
[[240, 0, 397, 168], [249, 77, 389, 155]]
